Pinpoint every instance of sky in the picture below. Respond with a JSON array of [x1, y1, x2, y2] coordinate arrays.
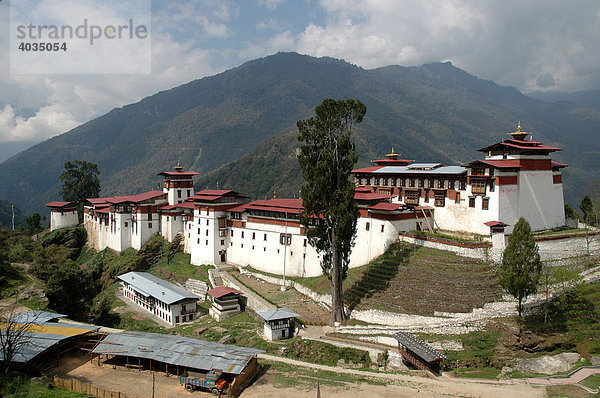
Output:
[[1, 0, 600, 150]]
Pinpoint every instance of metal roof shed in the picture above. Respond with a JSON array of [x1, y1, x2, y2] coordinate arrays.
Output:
[[92, 331, 262, 375], [118, 272, 199, 305]]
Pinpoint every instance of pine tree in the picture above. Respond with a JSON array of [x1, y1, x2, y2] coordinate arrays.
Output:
[[59, 160, 101, 222], [297, 98, 366, 324], [499, 218, 542, 319]]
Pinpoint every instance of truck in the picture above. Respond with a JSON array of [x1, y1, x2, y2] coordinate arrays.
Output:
[[179, 370, 228, 395]]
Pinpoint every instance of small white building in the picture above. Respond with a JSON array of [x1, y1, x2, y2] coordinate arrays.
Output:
[[118, 271, 200, 326], [257, 308, 299, 340], [45, 201, 78, 231], [206, 286, 243, 321]]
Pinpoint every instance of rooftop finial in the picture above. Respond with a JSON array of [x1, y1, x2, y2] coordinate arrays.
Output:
[[508, 122, 530, 140], [174, 162, 183, 172], [216, 182, 219, 190], [273, 190, 277, 199], [385, 147, 399, 159]]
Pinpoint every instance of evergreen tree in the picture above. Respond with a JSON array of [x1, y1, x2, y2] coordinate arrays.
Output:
[[59, 160, 101, 222], [499, 218, 542, 319], [580, 195, 594, 225], [297, 98, 366, 324]]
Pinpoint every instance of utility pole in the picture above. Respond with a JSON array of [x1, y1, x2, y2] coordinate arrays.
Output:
[[282, 211, 288, 291]]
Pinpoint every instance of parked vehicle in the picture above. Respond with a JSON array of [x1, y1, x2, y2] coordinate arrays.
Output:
[[179, 370, 228, 395]]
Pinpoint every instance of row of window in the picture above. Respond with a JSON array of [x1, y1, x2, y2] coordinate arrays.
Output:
[[469, 196, 490, 210], [365, 222, 385, 232], [230, 242, 307, 257], [360, 176, 467, 190]]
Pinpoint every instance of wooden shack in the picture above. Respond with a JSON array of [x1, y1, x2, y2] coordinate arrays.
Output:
[[392, 332, 446, 374]]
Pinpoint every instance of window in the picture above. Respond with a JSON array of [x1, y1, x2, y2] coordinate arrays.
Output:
[[459, 180, 466, 190], [381, 225, 384, 232], [221, 240, 224, 246], [482, 197, 489, 210], [489, 179, 495, 192], [471, 179, 486, 195], [187, 189, 191, 196], [206, 219, 209, 226], [418, 179, 424, 188], [241, 231, 244, 238], [230, 230, 234, 237], [206, 230, 209, 236], [264, 233, 267, 241], [198, 228, 200, 234], [148, 222, 153, 228], [124, 222, 128, 227], [252, 232, 255, 240], [469, 197, 476, 208], [304, 239, 307, 247], [197, 238, 200, 244], [175, 316, 179, 324], [434, 191, 445, 207], [166, 216, 169, 221], [205, 240, 208, 245], [409, 178, 415, 187], [177, 190, 181, 198], [405, 190, 419, 205], [423, 189, 429, 203], [455, 192, 460, 204], [365, 222, 370, 231], [280, 233, 292, 245]]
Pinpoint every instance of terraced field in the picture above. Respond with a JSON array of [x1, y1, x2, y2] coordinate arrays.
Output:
[[344, 243, 502, 315]]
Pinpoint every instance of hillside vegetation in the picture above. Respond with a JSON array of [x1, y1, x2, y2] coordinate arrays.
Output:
[[1, 52, 599, 215]]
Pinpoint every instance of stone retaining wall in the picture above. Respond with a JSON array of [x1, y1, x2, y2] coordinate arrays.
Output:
[[239, 268, 333, 308], [220, 272, 275, 312]]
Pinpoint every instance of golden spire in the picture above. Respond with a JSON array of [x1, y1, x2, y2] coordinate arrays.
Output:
[[273, 191, 277, 199], [216, 182, 219, 190], [385, 147, 399, 159], [174, 162, 183, 172], [508, 122, 530, 140]]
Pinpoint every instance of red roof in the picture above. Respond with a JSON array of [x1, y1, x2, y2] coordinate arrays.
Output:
[[45, 201, 74, 208], [352, 166, 383, 173], [87, 191, 166, 206], [552, 161, 568, 168], [373, 159, 413, 165], [354, 192, 393, 201], [484, 221, 509, 228], [105, 190, 166, 204], [368, 202, 405, 211], [157, 171, 200, 177], [87, 198, 109, 205], [228, 203, 250, 213], [479, 139, 561, 153], [246, 199, 304, 214], [95, 207, 110, 214], [207, 286, 242, 298], [354, 187, 372, 193], [196, 190, 233, 196], [469, 159, 521, 169]]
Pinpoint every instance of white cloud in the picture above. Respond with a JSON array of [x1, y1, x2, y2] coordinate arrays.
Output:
[[292, 0, 600, 92], [258, 0, 287, 12]]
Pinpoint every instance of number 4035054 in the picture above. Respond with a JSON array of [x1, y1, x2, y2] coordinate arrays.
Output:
[[18, 42, 67, 51]]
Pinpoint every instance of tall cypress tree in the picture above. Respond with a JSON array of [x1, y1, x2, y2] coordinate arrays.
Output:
[[499, 217, 542, 319], [297, 98, 366, 324]]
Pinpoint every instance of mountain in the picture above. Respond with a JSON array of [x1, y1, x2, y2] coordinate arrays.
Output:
[[1, 52, 599, 215], [528, 89, 600, 112]]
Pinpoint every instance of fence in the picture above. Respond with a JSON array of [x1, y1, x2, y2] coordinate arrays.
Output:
[[53, 375, 127, 398]]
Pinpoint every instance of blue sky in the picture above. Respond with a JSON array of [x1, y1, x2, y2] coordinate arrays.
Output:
[[1, 0, 599, 149]]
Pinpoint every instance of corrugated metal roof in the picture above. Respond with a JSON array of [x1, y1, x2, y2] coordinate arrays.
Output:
[[118, 272, 200, 305], [11, 310, 67, 324], [0, 315, 99, 363], [393, 332, 446, 363], [372, 165, 467, 175], [256, 308, 299, 321], [92, 331, 262, 375]]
